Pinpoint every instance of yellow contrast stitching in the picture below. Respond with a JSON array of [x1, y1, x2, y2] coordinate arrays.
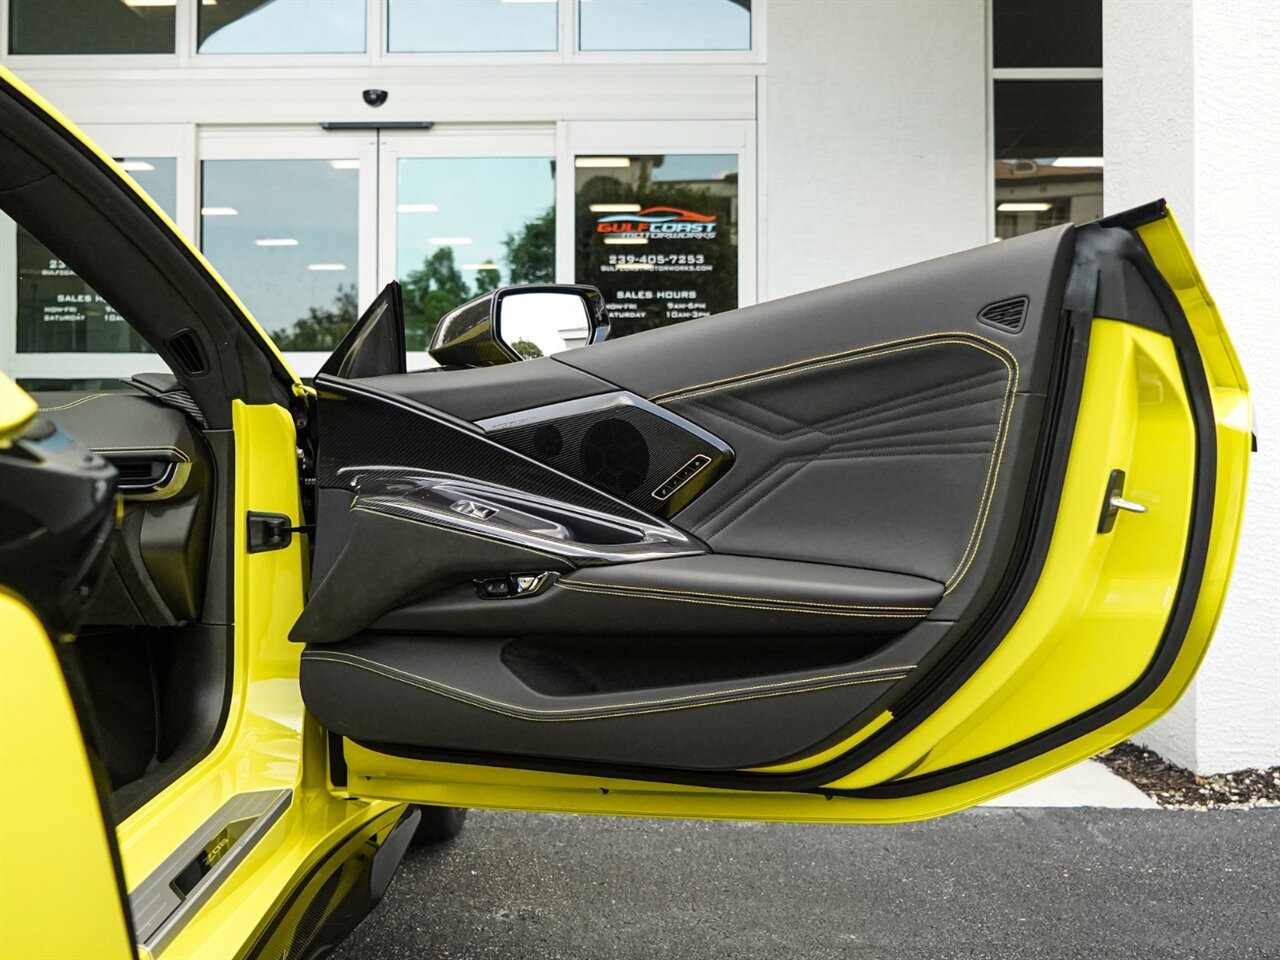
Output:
[[649, 332, 1012, 402], [37, 393, 113, 412], [649, 334, 1020, 594], [556, 581, 926, 618], [93, 445, 192, 463], [301, 650, 912, 722], [349, 504, 569, 565], [562, 578, 933, 612], [942, 352, 1018, 593]]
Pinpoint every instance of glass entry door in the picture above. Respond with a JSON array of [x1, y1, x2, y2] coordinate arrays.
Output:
[[377, 129, 558, 363]]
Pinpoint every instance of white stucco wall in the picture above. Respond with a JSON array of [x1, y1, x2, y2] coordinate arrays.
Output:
[[761, 0, 988, 300], [1105, 0, 1280, 773]]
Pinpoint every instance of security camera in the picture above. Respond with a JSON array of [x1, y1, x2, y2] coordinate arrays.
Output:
[[363, 89, 389, 108]]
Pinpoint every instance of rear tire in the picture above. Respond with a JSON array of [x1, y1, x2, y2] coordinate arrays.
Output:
[[410, 805, 468, 845]]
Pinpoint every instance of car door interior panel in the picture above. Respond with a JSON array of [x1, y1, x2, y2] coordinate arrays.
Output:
[[297, 223, 1081, 774]]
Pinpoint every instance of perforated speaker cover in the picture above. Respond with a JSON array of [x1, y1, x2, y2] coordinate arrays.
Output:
[[486, 394, 733, 517]]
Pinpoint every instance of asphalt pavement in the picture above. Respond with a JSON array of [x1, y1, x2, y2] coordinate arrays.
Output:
[[331, 806, 1279, 960]]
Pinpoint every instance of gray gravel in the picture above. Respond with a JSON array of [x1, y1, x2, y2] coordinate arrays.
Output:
[[332, 807, 1280, 960]]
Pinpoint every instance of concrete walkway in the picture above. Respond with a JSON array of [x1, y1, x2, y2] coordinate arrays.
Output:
[[983, 759, 1158, 808]]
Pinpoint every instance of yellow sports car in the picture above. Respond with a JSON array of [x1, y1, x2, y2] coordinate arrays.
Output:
[[0, 66, 1251, 960]]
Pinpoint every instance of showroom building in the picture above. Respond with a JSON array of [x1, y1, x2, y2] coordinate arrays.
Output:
[[0, 0, 1275, 774]]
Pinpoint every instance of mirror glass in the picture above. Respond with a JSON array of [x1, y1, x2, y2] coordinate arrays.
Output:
[[497, 292, 590, 360]]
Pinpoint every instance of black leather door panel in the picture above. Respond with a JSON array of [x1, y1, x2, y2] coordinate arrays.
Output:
[[299, 621, 948, 770], [373, 554, 942, 639]]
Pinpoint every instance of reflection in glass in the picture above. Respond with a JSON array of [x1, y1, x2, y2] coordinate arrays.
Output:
[[389, 0, 557, 53], [994, 81, 1103, 240], [575, 154, 738, 338], [579, 0, 751, 51], [396, 157, 555, 351], [16, 159, 176, 354], [499, 292, 588, 359], [8, 0, 175, 55], [199, 0, 365, 54], [201, 159, 360, 350]]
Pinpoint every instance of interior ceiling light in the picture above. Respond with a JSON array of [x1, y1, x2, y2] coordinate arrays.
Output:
[[590, 203, 642, 213], [330, 159, 361, 170], [254, 238, 300, 247], [996, 202, 1053, 213], [306, 263, 346, 271], [1050, 156, 1105, 168], [117, 160, 155, 172], [461, 263, 500, 271], [576, 157, 631, 168], [603, 237, 650, 245], [200, 207, 238, 216]]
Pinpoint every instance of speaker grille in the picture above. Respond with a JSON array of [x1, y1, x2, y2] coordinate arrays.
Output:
[[488, 397, 731, 516], [579, 419, 650, 494], [977, 296, 1029, 333]]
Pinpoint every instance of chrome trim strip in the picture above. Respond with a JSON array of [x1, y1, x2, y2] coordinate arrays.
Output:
[[129, 789, 292, 956]]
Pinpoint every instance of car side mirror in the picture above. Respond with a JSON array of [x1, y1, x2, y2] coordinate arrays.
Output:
[[429, 284, 610, 367]]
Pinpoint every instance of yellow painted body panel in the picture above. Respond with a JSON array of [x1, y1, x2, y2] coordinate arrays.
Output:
[[106, 403, 401, 959], [0, 373, 37, 445], [0, 593, 134, 960], [340, 211, 1250, 823]]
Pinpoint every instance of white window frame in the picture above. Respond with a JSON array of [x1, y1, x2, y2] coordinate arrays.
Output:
[[0, 123, 194, 383]]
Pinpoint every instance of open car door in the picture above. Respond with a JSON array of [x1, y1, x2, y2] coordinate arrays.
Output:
[[292, 203, 1249, 822]]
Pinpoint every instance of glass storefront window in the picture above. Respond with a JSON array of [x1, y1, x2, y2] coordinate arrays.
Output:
[[8, 0, 175, 55], [388, 0, 558, 53], [993, 0, 1101, 69], [395, 157, 556, 351], [199, 0, 366, 55], [993, 81, 1103, 240], [200, 159, 360, 350], [15, 158, 176, 353], [579, 0, 751, 52], [575, 153, 737, 338]]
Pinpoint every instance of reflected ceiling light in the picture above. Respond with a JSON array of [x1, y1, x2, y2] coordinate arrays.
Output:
[[614, 262, 655, 270], [306, 263, 346, 271], [461, 263, 500, 271], [200, 206, 238, 216], [1050, 156, 1104, 168], [603, 237, 649, 245], [589, 203, 642, 213], [397, 203, 440, 213], [576, 157, 631, 168], [429, 237, 472, 245], [254, 238, 300, 246], [329, 159, 361, 170], [117, 160, 155, 172], [996, 202, 1053, 213]]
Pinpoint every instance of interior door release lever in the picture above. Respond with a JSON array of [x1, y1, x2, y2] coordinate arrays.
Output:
[[1098, 468, 1147, 533]]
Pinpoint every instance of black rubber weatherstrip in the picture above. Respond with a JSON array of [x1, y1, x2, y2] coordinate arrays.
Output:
[[349, 207, 1217, 797]]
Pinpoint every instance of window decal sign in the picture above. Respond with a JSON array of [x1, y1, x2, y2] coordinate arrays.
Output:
[[575, 155, 738, 338]]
